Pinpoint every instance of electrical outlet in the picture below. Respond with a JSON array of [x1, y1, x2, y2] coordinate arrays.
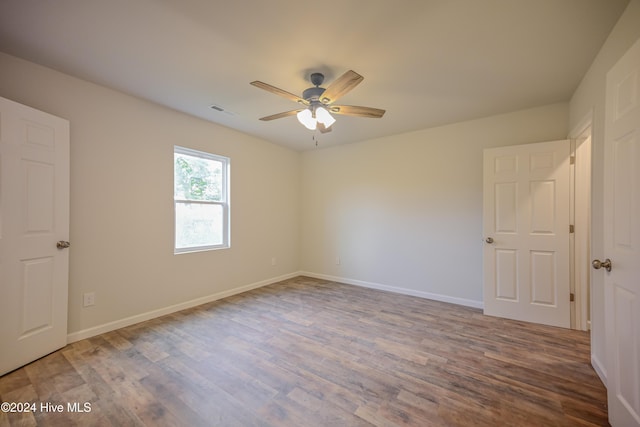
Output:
[[271, 257, 277, 266], [83, 292, 95, 307], [336, 256, 341, 265]]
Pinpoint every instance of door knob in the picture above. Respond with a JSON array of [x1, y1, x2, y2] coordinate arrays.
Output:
[[592, 258, 612, 272], [56, 241, 70, 249], [485, 237, 494, 244]]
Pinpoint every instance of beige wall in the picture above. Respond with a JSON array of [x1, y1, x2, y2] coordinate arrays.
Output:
[[300, 103, 568, 305], [568, 0, 640, 382], [0, 52, 301, 337]]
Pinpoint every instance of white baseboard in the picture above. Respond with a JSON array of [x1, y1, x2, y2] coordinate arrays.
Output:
[[299, 271, 484, 309], [591, 353, 607, 387], [66, 272, 299, 343]]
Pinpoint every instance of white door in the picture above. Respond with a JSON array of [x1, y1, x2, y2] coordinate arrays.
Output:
[[601, 37, 640, 427], [0, 97, 70, 376], [483, 140, 571, 328]]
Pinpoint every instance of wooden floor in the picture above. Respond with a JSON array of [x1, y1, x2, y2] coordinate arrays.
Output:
[[0, 276, 608, 426]]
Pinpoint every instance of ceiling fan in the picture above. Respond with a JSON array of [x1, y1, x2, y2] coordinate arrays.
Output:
[[250, 70, 385, 133]]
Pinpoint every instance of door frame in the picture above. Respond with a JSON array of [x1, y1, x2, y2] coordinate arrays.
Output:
[[569, 111, 593, 332]]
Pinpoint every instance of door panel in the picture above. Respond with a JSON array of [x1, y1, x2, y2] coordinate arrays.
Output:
[[495, 249, 518, 300], [495, 183, 517, 232], [530, 180, 555, 233], [530, 251, 555, 306], [0, 97, 70, 376], [483, 139, 570, 328], [21, 258, 55, 336], [25, 161, 55, 232], [613, 135, 633, 247], [603, 37, 640, 427]]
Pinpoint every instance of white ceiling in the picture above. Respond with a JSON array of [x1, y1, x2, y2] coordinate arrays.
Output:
[[0, 0, 630, 150]]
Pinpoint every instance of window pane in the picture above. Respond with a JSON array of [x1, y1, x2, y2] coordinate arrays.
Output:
[[174, 153, 222, 201], [175, 202, 223, 249]]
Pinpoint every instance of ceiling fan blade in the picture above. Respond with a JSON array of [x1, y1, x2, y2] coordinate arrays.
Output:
[[329, 105, 385, 118], [319, 70, 364, 104], [259, 109, 303, 121], [317, 122, 333, 134], [250, 81, 308, 105]]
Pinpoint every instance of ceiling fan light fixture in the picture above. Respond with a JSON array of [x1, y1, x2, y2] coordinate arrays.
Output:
[[315, 106, 336, 128], [296, 108, 316, 130]]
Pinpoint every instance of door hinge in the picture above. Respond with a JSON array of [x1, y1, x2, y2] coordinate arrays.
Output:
[[569, 224, 574, 233], [570, 156, 575, 165], [570, 293, 575, 302]]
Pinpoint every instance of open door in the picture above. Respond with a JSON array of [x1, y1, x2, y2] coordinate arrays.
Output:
[[483, 139, 571, 328], [0, 97, 70, 375], [601, 37, 640, 427]]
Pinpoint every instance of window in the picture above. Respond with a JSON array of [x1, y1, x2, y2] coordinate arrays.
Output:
[[174, 146, 230, 253]]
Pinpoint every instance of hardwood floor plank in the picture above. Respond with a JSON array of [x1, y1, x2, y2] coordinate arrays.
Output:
[[0, 276, 608, 426], [355, 404, 403, 427]]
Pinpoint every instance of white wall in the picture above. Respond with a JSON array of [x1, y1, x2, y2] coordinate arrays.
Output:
[[300, 103, 568, 306], [568, 0, 640, 383], [0, 52, 301, 338]]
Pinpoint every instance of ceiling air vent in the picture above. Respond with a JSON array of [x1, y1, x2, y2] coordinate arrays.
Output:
[[209, 104, 237, 116]]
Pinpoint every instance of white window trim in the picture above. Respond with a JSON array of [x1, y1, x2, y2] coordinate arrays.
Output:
[[174, 145, 230, 254]]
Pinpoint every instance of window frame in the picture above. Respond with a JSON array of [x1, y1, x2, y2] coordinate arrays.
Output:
[[173, 145, 230, 254]]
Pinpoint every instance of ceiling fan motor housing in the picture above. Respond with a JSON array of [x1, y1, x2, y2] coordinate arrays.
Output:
[[302, 86, 326, 102]]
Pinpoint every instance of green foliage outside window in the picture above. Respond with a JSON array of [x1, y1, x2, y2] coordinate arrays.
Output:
[[174, 154, 222, 201]]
